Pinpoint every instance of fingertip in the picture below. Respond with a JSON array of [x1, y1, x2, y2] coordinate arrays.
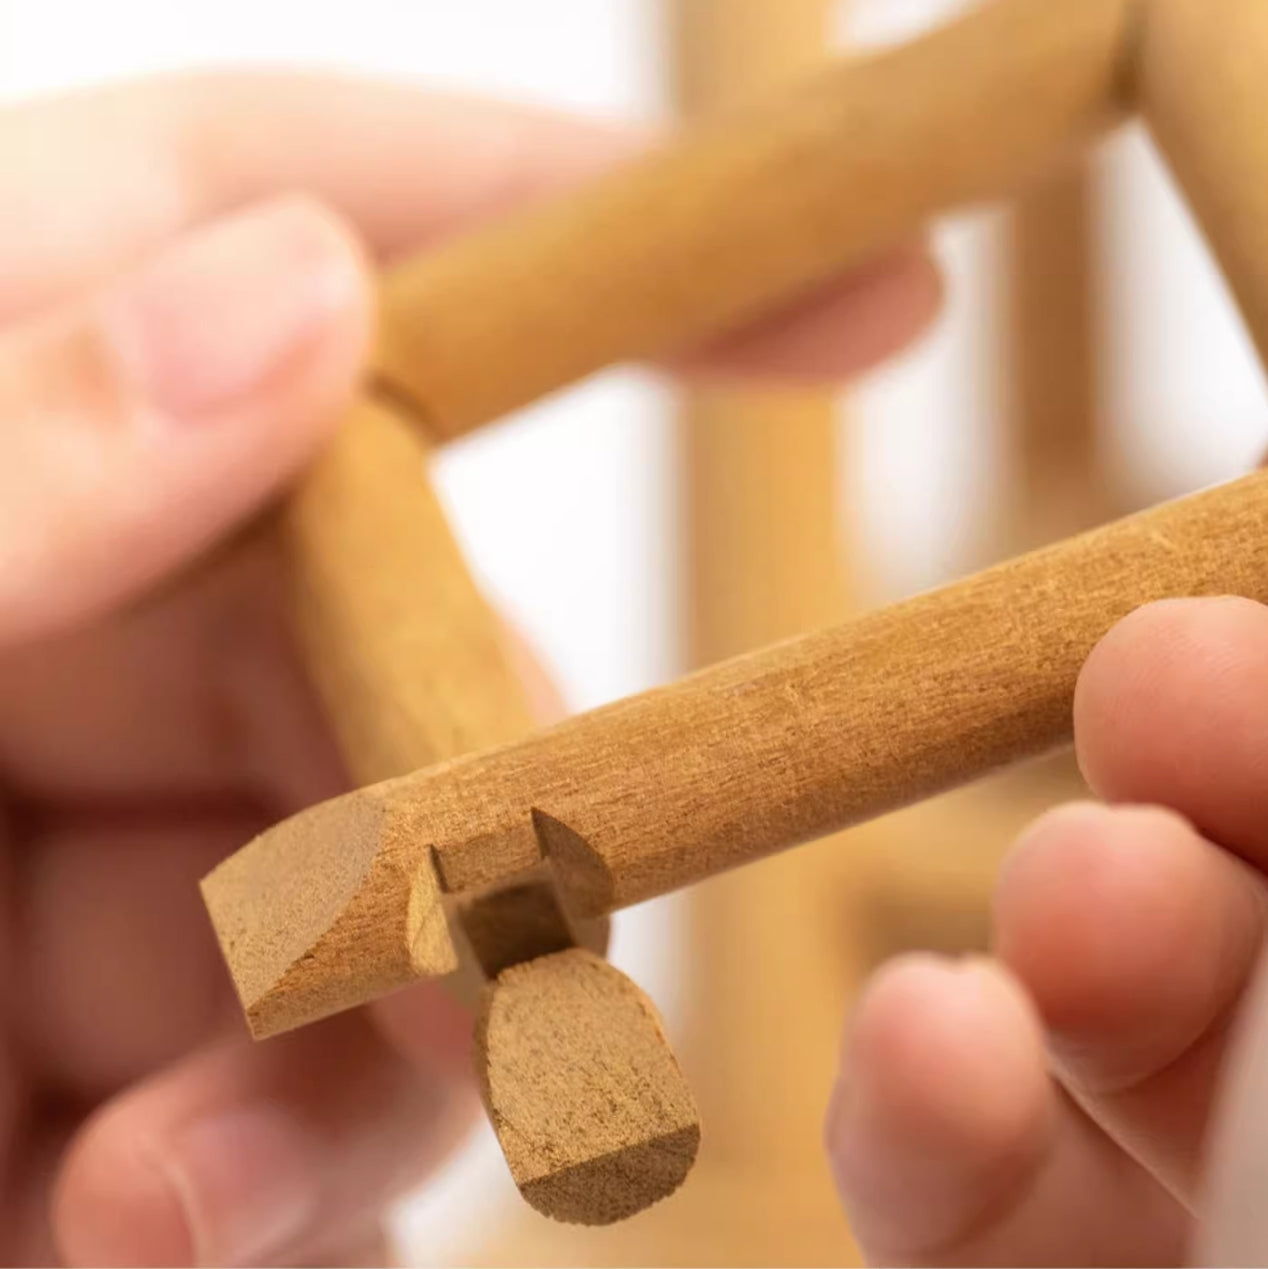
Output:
[[881, 242, 945, 341], [1073, 596, 1268, 804], [0, 193, 376, 644], [829, 243, 945, 375], [995, 799, 1259, 1090], [828, 953, 1050, 1258], [834, 953, 1047, 1155], [995, 801, 1193, 1009], [103, 191, 373, 430], [841, 241, 946, 350], [55, 1113, 195, 1269], [270, 191, 376, 401], [269, 192, 376, 425]]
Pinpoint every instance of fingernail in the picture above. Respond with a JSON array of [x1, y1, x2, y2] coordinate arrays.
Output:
[[102, 196, 363, 422], [164, 1106, 318, 1267]]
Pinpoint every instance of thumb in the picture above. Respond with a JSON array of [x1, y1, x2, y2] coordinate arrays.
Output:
[[0, 194, 371, 645]]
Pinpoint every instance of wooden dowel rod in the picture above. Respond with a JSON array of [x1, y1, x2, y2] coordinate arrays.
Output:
[[1140, 0, 1268, 370], [205, 466, 1268, 1036], [1000, 160, 1112, 551], [373, 0, 1135, 442], [670, 0, 856, 1191], [285, 395, 537, 789]]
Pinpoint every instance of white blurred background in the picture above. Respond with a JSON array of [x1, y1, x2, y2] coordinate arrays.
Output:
[[3, 1, 1265, 1261]]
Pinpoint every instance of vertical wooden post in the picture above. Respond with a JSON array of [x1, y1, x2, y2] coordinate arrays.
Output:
[[856, 133, 1128, 993], [670, 0, 859, 1189], [630, 1, 867, 1259], [1000, 163, 1112, 551]]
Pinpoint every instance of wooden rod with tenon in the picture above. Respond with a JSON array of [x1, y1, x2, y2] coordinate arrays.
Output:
[[204, 466, 1268, 1039]]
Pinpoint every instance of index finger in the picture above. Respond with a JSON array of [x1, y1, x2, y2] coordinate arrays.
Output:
[[0, 71, 940, 380], [0, 72, 634, 321], [1074, 596, 1268, 865]]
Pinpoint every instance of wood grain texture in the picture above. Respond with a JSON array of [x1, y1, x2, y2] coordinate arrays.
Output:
[[205, 467, 1268, 1036], [456, 468, 1268, 916], [373, 0, 1135, 442], [456, 875, 609, 980], [284, 393, 536, 788], [202, 785, 457, 1038], [475, 950, 700, 1225], [1140, 0, 1268, 370]]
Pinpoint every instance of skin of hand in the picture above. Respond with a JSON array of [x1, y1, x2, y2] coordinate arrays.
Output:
[[0, 72, 942, 1267], [825, 595, 1268, 1266]]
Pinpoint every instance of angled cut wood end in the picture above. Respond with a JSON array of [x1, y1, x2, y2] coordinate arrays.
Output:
[[198, 743, 614, 1041], [200, 784, 456, 1039]]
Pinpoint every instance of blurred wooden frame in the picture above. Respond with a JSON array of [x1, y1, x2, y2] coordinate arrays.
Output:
[[200, 0, 1268, 1229]]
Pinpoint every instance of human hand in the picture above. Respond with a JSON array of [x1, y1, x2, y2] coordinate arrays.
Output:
[[0, 72, 941, 1266], [826, 595, 1268, 1265]]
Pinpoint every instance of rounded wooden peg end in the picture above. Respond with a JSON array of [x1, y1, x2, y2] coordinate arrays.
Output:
[[475, 948, 700, 1225]]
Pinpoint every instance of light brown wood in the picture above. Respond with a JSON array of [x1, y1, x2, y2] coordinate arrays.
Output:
[[671, 0, 832, 112], [373, 0, 1134, 442], [1140, 0, 1268, 370], [285, 396, 686, 1224], [198, 2, 1268, 1235], [285, 394, 536, 787], [475, 950, 700, 1226], [672, 0, 858, 1259], [454, 873, 609, 980], [682, 387, 857, 664], [205, 465, 1268, 1037], [672, 389, 859, 1246], [999, 162, 1117, 550], [459, 785, 1074, 1266]]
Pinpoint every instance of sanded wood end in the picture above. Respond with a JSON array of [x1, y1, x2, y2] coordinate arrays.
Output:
[[476, 949, 701, 1225]]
